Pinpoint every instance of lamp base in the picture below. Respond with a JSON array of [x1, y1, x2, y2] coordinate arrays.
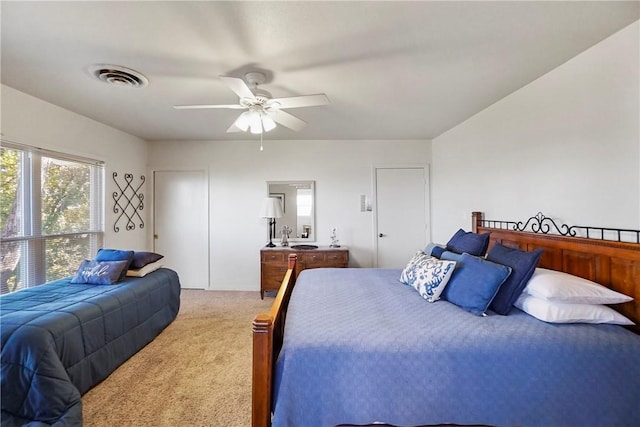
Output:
[[265, 218, 277, 248]]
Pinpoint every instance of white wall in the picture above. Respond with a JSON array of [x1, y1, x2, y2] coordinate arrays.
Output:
[[148, 139, 431, 290], [431, 21, 639, 243], [9, 20, 635, 289], [1, 85, 150, 250]]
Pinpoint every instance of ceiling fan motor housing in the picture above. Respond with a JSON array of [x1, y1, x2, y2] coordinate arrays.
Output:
[[245, 72, 266, 86], [242, 72, 272, 104]]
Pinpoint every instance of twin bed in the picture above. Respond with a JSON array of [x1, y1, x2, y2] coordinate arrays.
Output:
[[1, 267, 180, 426], [252, 212, 640, 427]]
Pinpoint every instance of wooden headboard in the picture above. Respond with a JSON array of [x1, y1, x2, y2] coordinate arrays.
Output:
[[472, 211, 640, 332]]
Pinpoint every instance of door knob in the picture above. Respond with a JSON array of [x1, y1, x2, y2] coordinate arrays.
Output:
[[379, 233, 385, 238]]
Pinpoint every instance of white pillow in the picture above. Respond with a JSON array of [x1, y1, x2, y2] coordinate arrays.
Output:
[[126, 260, 163, 277], [523, 268, 633, 305], [400, 251, 456, 302], [514, 293, 634, 325]]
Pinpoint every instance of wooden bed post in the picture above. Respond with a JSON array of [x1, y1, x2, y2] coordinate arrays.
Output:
[[252, 254, 297, 427], [252, 314, 273, 427], [472, 211, 483, 233]]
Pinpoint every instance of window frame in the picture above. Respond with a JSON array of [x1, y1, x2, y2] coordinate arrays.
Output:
[[1, 141, 105, 293]]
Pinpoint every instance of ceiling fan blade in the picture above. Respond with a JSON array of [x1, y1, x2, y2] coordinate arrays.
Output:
[[270, 94, 330, 109], [226, 122, 244, 133], [268, 110, 307, 132], [173, 104, 246, 110], [219, 76, 255, 100]]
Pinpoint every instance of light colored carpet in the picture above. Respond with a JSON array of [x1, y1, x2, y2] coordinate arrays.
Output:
[[82, 289, 273, 427]]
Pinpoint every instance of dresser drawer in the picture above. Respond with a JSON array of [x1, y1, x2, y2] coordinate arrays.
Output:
[[261, 251, 288, 264], [324, 251, 348, 265], [300, 250, 348, 268], [300, 252, 326, 267]]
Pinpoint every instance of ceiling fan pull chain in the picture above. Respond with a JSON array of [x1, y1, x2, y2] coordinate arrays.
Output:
[[260, 131, 264, 151]]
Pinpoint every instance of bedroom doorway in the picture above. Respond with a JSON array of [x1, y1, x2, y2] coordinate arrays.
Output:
[[374, 166, 429, 268], [153, 170, 209, 289]]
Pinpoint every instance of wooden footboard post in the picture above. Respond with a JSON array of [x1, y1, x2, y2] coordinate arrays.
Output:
[[252, 313, 273, 427], [252, 254, 297, 427]]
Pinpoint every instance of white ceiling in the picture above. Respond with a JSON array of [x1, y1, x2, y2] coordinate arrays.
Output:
[[2, 1, 638, 142]]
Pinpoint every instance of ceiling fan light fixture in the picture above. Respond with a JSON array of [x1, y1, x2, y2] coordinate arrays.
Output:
[[262, 114, 277, 132], [249, 111, 263, 134], [234, 112, 251, 131]]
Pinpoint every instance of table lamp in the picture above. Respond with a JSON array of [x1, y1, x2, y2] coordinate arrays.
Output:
[[259, 197, 284, 247]]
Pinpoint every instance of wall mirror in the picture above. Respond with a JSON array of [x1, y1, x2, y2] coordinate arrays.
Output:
[[267, 181, 315, 242]]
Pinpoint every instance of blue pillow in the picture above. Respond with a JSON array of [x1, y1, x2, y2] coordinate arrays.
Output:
[[95, 248, 135, 281], [70, 260, 129, 285], [441, 252, 512, 316], [440, 250, 463, 262], [487, 243, 544, 315], [424, 243, 446, 258], [445, 229, 491, 257], [130, 251, 164, 269], [431, 246, 446, 258]]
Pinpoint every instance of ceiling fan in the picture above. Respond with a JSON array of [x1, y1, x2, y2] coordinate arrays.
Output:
[[173, 72, 330, 134]]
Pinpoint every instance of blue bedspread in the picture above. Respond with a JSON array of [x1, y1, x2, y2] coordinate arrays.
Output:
[[272, 268, 640, 427], [1, 268, 180, 426]]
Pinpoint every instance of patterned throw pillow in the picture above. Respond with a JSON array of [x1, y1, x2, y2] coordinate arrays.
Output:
[[400, 251, 456, 302], [70, 259, 129, 285]]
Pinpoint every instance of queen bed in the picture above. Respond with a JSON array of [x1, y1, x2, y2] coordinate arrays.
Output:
[[1, 265, 181, 426], [252, 212, 640, 427]]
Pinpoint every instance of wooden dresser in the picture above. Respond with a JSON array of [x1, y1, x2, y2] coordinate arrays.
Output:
[[260, 247, 349, 298]]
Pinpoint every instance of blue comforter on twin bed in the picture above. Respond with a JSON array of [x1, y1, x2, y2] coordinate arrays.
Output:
[[0, 268, 181, 426], [272, 268, 640, 427]]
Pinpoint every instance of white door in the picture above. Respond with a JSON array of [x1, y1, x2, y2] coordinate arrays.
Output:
[[154, 170, 209, 289], [375, 167, 429, 268]]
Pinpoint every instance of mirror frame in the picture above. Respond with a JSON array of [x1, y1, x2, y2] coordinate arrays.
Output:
[[267, 180, 316, 243]]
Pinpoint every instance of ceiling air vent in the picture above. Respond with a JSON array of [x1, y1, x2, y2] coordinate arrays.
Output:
[[88, 64, 148, 88]]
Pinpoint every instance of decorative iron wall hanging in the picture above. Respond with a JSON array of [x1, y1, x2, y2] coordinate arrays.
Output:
[[112, 172, 145, 232]]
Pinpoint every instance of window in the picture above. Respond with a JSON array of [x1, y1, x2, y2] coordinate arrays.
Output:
[[296, 189, 313, 217], [0, 142, 104, 294]]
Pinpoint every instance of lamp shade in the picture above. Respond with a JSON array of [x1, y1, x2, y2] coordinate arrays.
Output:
[[259, 197, 284, 219]]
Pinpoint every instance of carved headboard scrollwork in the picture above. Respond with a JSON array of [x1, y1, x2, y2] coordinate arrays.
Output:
[[474, 211, 640, 243]]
